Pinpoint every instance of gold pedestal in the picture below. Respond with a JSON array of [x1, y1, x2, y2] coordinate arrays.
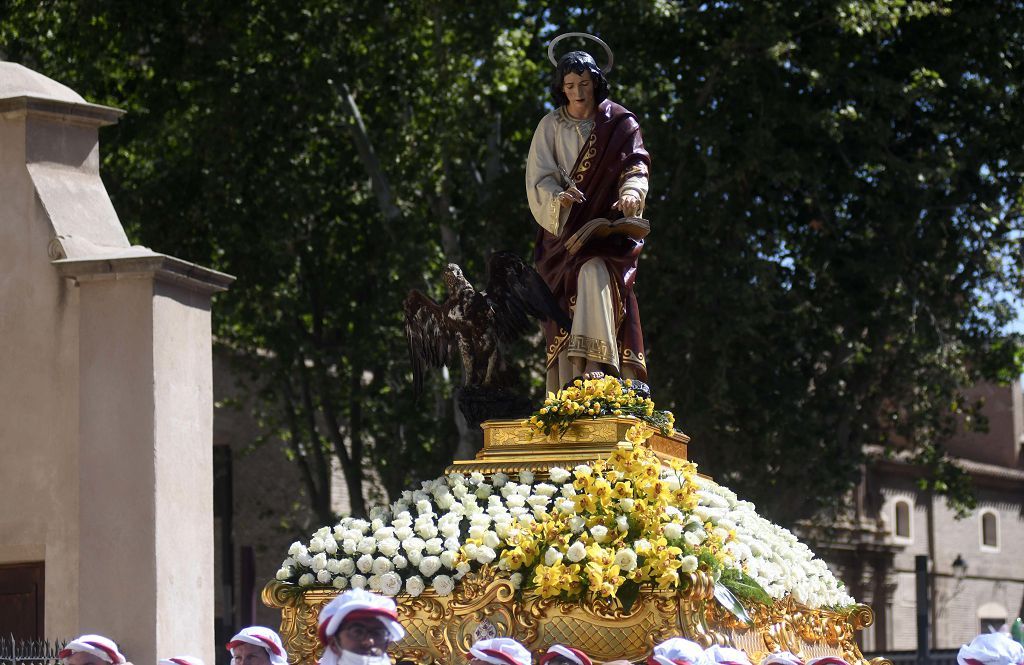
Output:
[[265, 417, 885, 665], [447, 417, 689, 476]]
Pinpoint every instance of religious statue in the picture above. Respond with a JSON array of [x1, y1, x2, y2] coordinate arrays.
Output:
[[527, 34, 651, 394]]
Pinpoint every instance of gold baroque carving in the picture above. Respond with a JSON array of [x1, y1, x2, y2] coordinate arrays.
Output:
[[264, 575, 872, 665]]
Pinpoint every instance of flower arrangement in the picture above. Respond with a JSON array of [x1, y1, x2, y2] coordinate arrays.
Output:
[[276, 436, 854, 610], [528, 376, 675, 439]]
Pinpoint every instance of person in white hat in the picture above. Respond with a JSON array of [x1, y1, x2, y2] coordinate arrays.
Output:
[[539, 645, 592, 665], [649, 638, 711, 665], [160, 658, 204, 665], [705, 645, 752, 665], [317, 588, 406, 665], [759, 654, 804, 665], [226, 626, 289, 665], [468, 637, 533, 665], [958, 633, 1024, 665], [59, 635, 127, 665]]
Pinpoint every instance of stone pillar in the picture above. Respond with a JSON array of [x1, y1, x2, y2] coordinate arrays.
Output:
[[0, 62, 232, 663]]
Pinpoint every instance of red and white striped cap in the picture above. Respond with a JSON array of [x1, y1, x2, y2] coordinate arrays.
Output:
[[705, 645, 752, 665], [759, 653, 804, 665], [317, 588, 406, 645], [648, 638, 710, 665], [159, 656, 204, 665], [540, 645, 592, 665], [226, 626, 289, 665], [468, 637, 532, 665], [958, 634, 1024, 665], [59, 635, 126, 664]]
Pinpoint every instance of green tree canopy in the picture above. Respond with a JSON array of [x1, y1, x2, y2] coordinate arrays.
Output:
[[3, 0, 1021, 524]]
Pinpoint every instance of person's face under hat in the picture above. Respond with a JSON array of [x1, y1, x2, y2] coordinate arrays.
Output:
[[231, 643, 271, 665], [332, 617, 392, 657]]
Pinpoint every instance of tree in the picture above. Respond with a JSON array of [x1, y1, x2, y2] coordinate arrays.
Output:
[[3, 0, 1021, 526]]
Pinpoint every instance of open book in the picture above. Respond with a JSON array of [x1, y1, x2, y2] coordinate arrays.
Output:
[[564, 216, 651, 255]]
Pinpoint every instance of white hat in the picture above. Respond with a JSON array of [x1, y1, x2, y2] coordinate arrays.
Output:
[[540, 645, 593, 665], [958, 633, 1024, 665], [226, 626, 289, 665], [159, 657, 204, 665], [649, 638, 710, 665], [317, 588, 406, 645], [705, 646, 752, 665], [60, 635, 126, 665], [469, 637, 533, 665], [759, 653, 805, 665]]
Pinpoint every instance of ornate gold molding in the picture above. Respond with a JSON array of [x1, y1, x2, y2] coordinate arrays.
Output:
[[264, 569, 878, 665]]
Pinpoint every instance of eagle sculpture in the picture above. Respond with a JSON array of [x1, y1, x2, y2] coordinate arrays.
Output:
[[404, 251, 571, 395]]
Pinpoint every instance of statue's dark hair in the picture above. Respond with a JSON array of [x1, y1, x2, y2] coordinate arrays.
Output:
[[549, 50, 609, 107]]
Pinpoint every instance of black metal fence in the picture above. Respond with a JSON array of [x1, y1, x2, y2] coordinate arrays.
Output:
[[0, 637, 65, 665], [864, 649, 959, 665]]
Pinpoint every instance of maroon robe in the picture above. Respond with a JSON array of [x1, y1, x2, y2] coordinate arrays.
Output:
[[534, 99, 651, 381]]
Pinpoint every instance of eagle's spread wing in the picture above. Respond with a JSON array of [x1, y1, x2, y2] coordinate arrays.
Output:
[[484, 251, 572, 343], [404, 290, 451, 397]]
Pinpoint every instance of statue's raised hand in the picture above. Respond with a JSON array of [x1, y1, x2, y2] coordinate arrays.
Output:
[[613, 192, 641, 217]]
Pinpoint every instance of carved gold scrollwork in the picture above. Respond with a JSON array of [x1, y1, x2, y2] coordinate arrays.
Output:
[[264, 577, 874, 665]]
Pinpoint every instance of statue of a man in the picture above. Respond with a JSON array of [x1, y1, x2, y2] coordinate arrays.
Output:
[[527, 47, 651, 393]]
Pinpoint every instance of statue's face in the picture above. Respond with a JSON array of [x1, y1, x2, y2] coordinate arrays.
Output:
[[562, 70, 594, 118]]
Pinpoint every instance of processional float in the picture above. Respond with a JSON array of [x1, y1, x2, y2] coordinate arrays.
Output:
[[262, 33, 886, 665]]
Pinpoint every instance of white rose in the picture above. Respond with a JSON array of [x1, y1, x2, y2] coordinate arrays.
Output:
[[315, 526, 331, 539], [407, 550, 423, 566], [332, 576, 348, 590], [618, 498, 635, 512], [368, 574, 383, 591], [311, 553, 328, 571], [444, 537, 461, 551], [380, 572, 402, 596], [679, 555, 699, 573], [356, 554, 374, 573], [357, 537, 377, 555], [282, 557, 296, 568], [392, 554, 408, 569], [298, 573, 315, 587], [519, 470, 535, 484], [475, 484, 493, 499], [441, 523, 460, 539], [526, 495, 550, 508], [510, 572, 523, 589], [289, 542, 308, 557], [350, 519, 370, 532], [470, 472, 486, 484], [568, 516, 586, 533], [436, 493, 456, 510], [276, 567, 292, 581], [573, 464, 592, 477], [475, 547, 497, 564], [664, 523, 683, 540], [425, 538, 444, 555], [372, 557, 394, 575], [455, 562, 471, 579], [492, 472, 509, 487], [433, 574, 455, 596], [316, 569, 332, 584], [419, 556, 442, 577], [452, 484, 469, 499], [416, 499, 434, 515], [566, 541, 587, 563], [440, 550, 458, 569], [403, 537, 426, 553], [590, 525, 609, 543], [533, 483, 558, 497], [614, 548, 638, 571], [296, 552, 313, 567], [339, 559, 356, 576], [548, 467, 571, 483], [406, 575, 426, 597], [326, 559, 342, 574], [416, 523, 439, 539], [373, 527, 396, 540], [370, 518, 385, 531], [633, 539, 652, 555], [342, 539, 357, 555], [616, 515, 630, 532], [514, 484, 532, 497], [506, 495, 526, 508], [377, 537, 401, 558], [544, 548, 563, 566], [483, 531, 502, 549]]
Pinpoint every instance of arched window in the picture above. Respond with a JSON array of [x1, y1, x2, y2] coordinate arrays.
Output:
[[980, 510, 999, 551], [892, 499, 912, 542]]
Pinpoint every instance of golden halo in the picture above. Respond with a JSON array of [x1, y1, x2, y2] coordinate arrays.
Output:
[[547, 32, 614, 73]]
